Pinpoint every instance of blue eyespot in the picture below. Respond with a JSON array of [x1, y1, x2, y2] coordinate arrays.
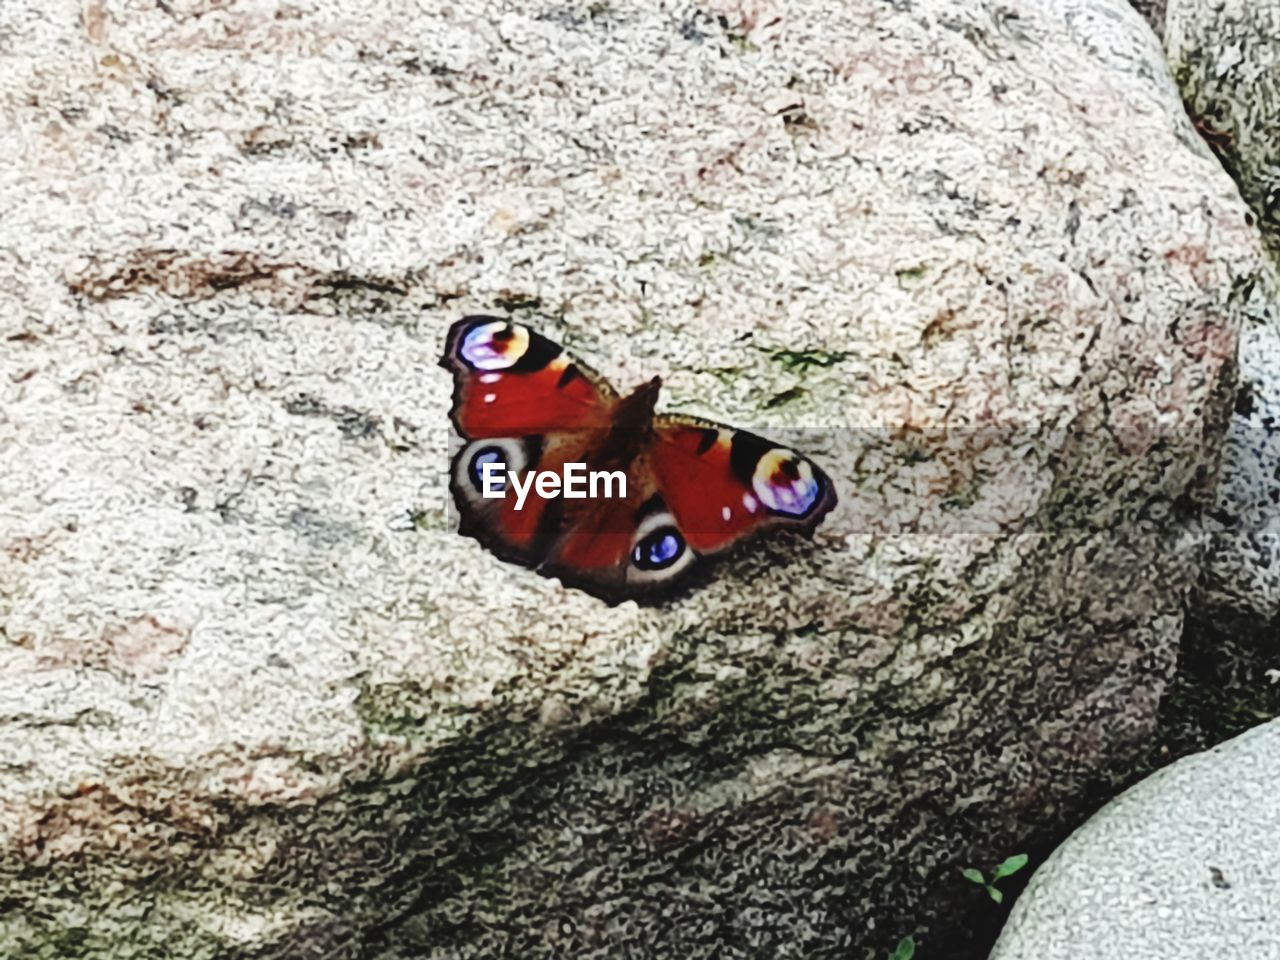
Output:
[[461, 320, 529, 371], [752, 448, 821, 517], [469, 447, 508, 492], [632, 528, 684, 570]]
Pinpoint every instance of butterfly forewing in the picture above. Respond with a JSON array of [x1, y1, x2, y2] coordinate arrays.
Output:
[[442, 315, 617, 437], [650, 418, 837, 555]]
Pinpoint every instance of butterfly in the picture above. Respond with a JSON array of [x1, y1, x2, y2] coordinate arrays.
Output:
[[440, 315, 838, 603]]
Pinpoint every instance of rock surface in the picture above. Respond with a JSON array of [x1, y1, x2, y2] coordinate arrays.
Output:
[[0, 1, 1267, 958], [1165, 0, 1280, 263], [1197, 290, 1280, 629], [990, 717, 1280, 960], [1128, 0, 1166, 37], [1165, 0, 1280, 635]]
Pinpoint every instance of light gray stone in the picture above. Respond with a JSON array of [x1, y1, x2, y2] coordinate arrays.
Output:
[[0, 1, 1267, 958], [1166, 0, 1280, 633], [990, 718, 1280, 960], [1128, 0, 1166, 38], [1166, 0, 1280, 262], [1199, 289, 1280, 627]]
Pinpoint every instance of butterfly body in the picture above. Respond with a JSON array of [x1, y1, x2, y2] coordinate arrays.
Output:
[[440, 316, 838, 603]]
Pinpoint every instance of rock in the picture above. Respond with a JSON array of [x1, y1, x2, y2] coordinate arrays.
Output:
[[0, 2, 1266, 959], [1197, 289, 1280, 628], [1165, 0, 1280, 262], [1164, 0, 1280, 636], [1128, 0, 1167, 37], [989, 718, 1280, 959]]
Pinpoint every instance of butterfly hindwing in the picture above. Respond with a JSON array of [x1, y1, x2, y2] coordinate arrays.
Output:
[[538, 454, 699, 600], [450, 436, 556, 566]]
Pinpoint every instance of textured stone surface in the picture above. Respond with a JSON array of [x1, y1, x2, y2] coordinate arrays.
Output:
[[990, 718, 1280, 960], [1167, 0, 1280, 634], [1128, 0, 1166, 38], [1198, 290, 1280, 628], [0, 1, 1266, 959], [1166, 0, 1280, 262]]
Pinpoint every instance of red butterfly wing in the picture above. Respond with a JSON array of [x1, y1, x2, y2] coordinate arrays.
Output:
[[449, 436, 562, 565], [441, 316, 615, 438], [540, 460, 698, 598], [651, 420, 837, 555]]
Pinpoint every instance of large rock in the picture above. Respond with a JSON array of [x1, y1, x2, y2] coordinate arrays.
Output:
[[1165, 0, 1280, 263], [1165, 0, 1280, 635], [989, 717, 1280, 959], [1196, 290, 1280, 630], [1128, 0, 1167, 37], [0, 1, 1266, 958]]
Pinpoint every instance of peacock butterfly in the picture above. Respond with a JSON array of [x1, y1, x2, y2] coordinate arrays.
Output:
[[440, 315, 838, 603]]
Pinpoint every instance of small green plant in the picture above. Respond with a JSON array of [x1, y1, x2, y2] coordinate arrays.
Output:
[[961, 853, 1029, 904], [888, 935, 916, 960]]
